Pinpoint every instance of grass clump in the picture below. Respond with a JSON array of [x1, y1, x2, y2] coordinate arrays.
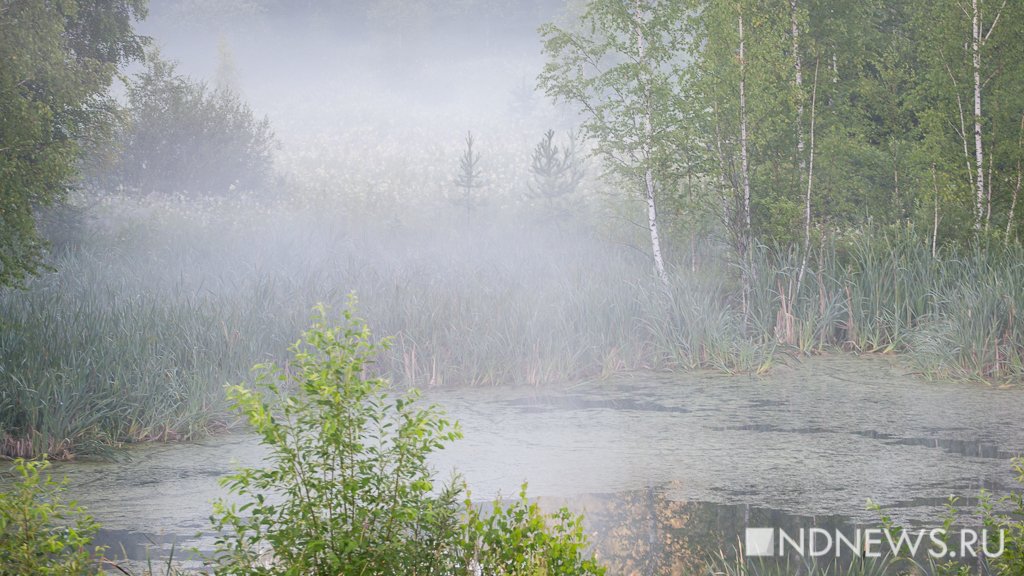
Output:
[[701, 459, 1024, 575], [981, 458, 1024, 576]]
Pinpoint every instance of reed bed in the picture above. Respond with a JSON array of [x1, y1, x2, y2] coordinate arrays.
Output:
[[1, 194, 1021, 458], [743, 227, 1024, 383]]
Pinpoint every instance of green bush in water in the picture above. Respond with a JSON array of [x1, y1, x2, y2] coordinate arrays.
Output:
[[209, 299, 604, 575], [0, 458, 103, 575]]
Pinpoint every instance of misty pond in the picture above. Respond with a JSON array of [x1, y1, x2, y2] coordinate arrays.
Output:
[[46, 355, 1024, 573], [5, 0, 1024, 575]]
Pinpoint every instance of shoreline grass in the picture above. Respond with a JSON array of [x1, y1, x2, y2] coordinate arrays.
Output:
[[1, 196, 1021, 459]]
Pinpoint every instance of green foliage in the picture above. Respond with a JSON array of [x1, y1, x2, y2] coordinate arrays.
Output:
[[982, 458, 1024, 576], [208, 299, 604, 575], [107, 51, 276, 195], [538, 0, 694, 186], [0, 458, 103, 576], [464, 484, 606, 576], [539, 0, 1024, 251], [209, 298, 462, 574], [0, 0, 145, 287]]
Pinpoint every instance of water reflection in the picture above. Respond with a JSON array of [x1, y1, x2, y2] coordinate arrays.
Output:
[[550, 487, 855, 575], [550, 487, 1003, 575]]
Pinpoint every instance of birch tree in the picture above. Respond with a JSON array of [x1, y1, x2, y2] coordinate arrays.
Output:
[[539, 0, 694, 287], [912, 0, 1019, 237], [968, 0, 1006, 230], [737, 5, 752, 254], [1007, 114, 1023, 244]]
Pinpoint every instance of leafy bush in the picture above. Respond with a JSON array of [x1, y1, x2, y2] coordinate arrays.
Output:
[[0, 458, 103, 575], [464, 484, 606, 576], [106, 51, 275, 195], [209, 299, 604, 575], [982, 458, 1024, 576]]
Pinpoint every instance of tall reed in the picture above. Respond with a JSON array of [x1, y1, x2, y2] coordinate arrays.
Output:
[[2, 197, 1020, 458], [742, 225, 1023, 382]]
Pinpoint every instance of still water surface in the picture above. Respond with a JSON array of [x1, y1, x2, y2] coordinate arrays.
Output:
[[35, 355, 1024, 573]]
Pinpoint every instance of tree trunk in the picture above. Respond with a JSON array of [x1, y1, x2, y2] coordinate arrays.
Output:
[[945, 60, 975, 197], [796, 58, 819, 301], [636, 0, 669, 287], [645, 171, 670, 286], [1008, 165, 1021, 246], [932, 164, 941, 258], [790, 0, 806, 307], [972, 0, 985, 231], [738, 7, 752, 252], [790, 0, 805, 184], [892, 137, 901, 218], [1008, 113, 1024, 246]]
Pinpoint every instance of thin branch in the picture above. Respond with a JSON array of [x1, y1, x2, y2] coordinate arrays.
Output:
[[983, 0, 1008, 42]]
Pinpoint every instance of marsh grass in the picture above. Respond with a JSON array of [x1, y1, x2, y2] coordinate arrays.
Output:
[[1, 192, 1021, 458], [743, 227, 1024, 383]]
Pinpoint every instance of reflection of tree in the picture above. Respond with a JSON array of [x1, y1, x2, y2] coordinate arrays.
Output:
[[544, 485, 855, 575], [547, 485, 729, 575]]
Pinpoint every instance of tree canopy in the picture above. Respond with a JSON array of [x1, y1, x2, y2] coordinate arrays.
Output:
[[106, 52, 276, 196], [540, 0, 1024, 260], [0, 0, 146, 287]]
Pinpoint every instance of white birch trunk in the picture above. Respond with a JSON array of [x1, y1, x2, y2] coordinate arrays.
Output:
[[796, 59, 819, 300], [645, 171, 669, 286], [972, 0, 985, 231], [738, 8, 752, 251], [790, 0, 807, 305], [636, 0, 669, 287], [1008, 165, 1021, 246], [892, 136, 901, 216], [1008, 114, 1024, 245], [932, 164, 941, 258], [790, 0, 805, 176], [987, 147, 994, 230]]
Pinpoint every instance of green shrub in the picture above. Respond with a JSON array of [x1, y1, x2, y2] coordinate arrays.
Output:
[[105, 51, 276, 195], [463, 484, 606, 576], [209, 299, 604, 575], [982, 458, 1024, 576], [0, 458, 102, 576]]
